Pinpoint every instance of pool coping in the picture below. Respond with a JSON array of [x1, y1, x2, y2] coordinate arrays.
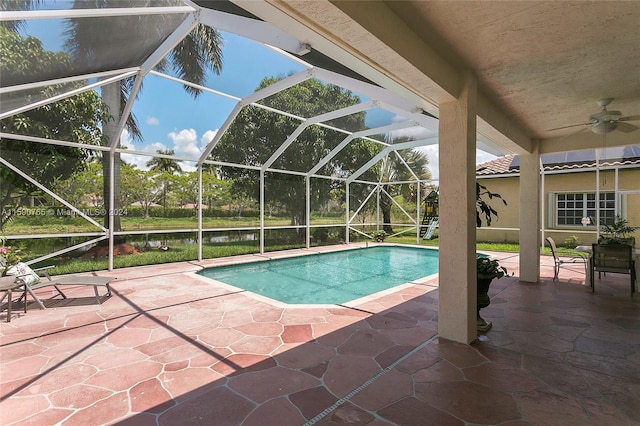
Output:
[[189, 242, 441, 309]]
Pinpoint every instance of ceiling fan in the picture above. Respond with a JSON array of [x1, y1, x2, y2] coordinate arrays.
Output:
[[549, 98, 640, 135]]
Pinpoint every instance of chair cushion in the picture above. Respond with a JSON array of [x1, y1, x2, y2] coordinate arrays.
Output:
[[6, 262, 41, 286]]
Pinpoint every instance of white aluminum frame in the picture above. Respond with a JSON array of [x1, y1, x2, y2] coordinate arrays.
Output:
[[0, 2, 438, 268]]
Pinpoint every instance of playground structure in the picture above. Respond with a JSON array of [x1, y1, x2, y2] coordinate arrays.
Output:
[[421, 189, 439, 239]]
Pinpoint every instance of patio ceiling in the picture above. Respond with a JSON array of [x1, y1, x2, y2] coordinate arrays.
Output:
[[234, 0, 640, 156]]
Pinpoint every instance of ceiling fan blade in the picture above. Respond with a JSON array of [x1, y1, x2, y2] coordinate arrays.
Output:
[[547, 122, 590, 132], [558, 125, 590, 141], [616, 122, 639, 133], [591, 110, 622, 121], [619, 114, 640, 122]]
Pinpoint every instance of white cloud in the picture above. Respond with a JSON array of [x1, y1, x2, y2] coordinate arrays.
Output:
[[146, 116, 160, 125], [168, 128, 201, 158], [118, 128, 220, 173], [148, 142, 169, 153], [119, 129, 169, 170], [119, 128, 132, 149], [201, 129, 218, 148], [389, 125, 436, 141]]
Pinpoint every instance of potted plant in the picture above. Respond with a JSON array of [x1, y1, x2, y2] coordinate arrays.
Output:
[[475, 182, 510, 332], [476, 256, 512, 331], [369, 230, 388, 243], [598, 215, 637, 246], [477, 256, 511, 281], [0, 236, 22, 277]]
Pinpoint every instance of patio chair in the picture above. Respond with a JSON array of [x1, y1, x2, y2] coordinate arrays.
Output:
[[545, 237, 588, 281], [8, 262, 114, 309], [591, 243, 636, 296], [0, 276, 27, 322]]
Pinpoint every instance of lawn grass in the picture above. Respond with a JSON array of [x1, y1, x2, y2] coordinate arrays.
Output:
[[385, 234, 582, 257], [32, 241, 304, 275]]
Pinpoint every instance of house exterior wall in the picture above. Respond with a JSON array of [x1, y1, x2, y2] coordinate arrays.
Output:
[[477, 167, 640, 248], [477, 176, 520, 243]]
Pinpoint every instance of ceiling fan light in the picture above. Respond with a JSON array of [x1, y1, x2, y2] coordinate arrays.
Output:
[[592, 121, 618, 134]]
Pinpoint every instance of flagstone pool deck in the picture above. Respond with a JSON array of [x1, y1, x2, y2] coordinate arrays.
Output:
[[1, 243, 639, 425]]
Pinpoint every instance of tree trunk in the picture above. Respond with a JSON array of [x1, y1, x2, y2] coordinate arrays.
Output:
[[379, 192, 393, 234], [382, 207, 393, 234]]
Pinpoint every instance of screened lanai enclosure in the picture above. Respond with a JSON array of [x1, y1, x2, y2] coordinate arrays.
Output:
[[1, 1, 449, 271]]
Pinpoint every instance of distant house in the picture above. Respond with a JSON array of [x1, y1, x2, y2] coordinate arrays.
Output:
[[179, 203, 208, 209], [476, 146, 640, 248]]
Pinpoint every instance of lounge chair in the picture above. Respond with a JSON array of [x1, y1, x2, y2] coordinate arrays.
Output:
[[0, 276, 27, 322], [7, 262, 114, 309], [545, 237, 588, 281]]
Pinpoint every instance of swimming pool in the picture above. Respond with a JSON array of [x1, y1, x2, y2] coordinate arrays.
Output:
[[197, 245, 439, 305]]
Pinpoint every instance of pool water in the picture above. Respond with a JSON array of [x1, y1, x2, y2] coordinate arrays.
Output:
[[198, 245, 439, 304]]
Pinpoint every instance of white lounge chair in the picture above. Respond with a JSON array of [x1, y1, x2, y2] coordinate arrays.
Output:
[[7, 262, 114, 309]]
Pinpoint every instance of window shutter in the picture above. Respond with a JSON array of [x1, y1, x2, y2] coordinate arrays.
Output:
[[620, 193, 627, 219], [548, 192, 555, 228]]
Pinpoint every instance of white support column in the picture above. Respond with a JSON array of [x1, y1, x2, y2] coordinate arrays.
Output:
[[615, 168, 619, 215], [260, 170, 265, 254], [416, 181, 421, 244], [197, 166, 203, 261], [540, 158, 546, 251], [345, 184, 350, 244], [596, 151, 601, 238], [519, 143, 540, 282], [438, 72, 477, 344], [108, 152, 114, 271], [376, 185, 381, 231], [306, 176, 311, 249]]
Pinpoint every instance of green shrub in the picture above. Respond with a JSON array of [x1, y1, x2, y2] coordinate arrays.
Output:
[[564, 235, 580, 247]]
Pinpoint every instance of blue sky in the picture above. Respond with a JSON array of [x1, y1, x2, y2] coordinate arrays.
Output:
[[23, 15, 495, 179], [119, 33, 310, 170]]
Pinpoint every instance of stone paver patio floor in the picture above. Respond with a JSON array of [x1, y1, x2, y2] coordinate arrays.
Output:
[[1, 244, 639, 425]]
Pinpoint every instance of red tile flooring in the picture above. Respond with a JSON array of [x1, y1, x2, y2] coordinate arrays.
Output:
[[1, 244, 639, 425]]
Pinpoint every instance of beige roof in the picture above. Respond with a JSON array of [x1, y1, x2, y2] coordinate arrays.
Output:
[[477, 147, 640, 176], [476, 155, 517, 176]]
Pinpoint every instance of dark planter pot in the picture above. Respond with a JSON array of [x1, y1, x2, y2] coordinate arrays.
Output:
[[477, 275, 493, 332], [477, 276, 492, 308], [598, 237, 635, 246]]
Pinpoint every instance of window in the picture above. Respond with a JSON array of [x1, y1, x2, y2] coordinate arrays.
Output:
[[556, 192, 615, 226]]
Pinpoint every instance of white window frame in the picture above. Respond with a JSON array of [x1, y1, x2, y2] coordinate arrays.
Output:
[[554, 191, 616, 227]]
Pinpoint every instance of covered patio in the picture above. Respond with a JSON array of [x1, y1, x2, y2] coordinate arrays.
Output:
[[1, 246, 638, 425], [3, 1, 639, 347], [2, 4, 639, 424], [2, 0, 639, 351]]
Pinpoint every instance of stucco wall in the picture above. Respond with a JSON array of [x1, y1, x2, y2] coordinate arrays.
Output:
[[476, 168, 640, 248], [476, 176, 519, 243]]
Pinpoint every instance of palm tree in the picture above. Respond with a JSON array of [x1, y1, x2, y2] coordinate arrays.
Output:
[[147, 149, 182, 209], [0, 2, 45, 32], [146, 149, 183, 174], [379, 147, 431, 234], [63, 1, 223, 231]]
